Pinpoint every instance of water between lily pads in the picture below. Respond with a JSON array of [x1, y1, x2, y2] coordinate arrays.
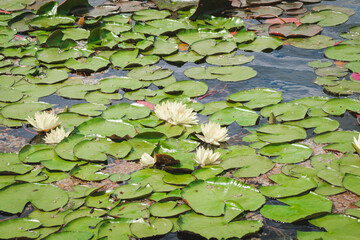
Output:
[[2, 0, 360, 239]]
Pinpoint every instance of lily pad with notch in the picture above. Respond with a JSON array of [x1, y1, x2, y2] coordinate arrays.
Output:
[[163, 80, 208, 98], [110, 49, 159, 69], [256, 124, 307, 143], [285, 116, 339, 134], [259, 143, 312, 163], [260, 102, 309, 122], [209, 106, 259, 126], [206, 52, 254, 66], [191, 39, 237, 56], [227, 88, 282, 109], [260, 192, 332, 223]]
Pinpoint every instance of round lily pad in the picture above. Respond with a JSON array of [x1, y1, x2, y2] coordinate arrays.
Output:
[[182, 177, 266, 216], [227, 88, 282, 109], [163, 80, 208, 97], [191, 39, 237, 56], [102, 102, 150, 120], [1, 102, 51, 120], [287, 35, 335, 49], [325, 44, 360, 62], [256, 124, 307, 143], [260, 102, 309, 122], [209, 106, 259, 126], [208, 66, 257, 82], [206, 52, 254, 66], [127, 65, 173, 81], [238, 36, 283, 52], [259, 143, 312, 163], [300, 10, 349, 27]]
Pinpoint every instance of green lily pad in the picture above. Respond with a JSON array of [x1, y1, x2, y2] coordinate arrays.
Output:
[[208, 66, 257, 82], [308, 60, 333, 68], [346, 61, 360, 73], [220, 154, 274, 177], [163, 51, 204, 63], [163, 80, 208, 97], [297, 214, 360, 239], [0, 87, 23, 102], [238, 36, 283, 52], [300, 10, 349, 27], [130, 217, 173, 238], [134, 19, 188, 36], [57, 84, 100, 99], [259, 143, 312, 163], [15, 168, 48, 183], [102, 102, 150, 120], [287, 35, 335, 49], [227, 88, 282, 109], [312, 5, 355, 16], [0, 152, 33, 174], [182, 177, 265, 216], [84, 91, 123, 105], [260, 192, 332, 223], [127, 65, 173, 81], [99, 77, 143, 93], [98, 218, 134, 240], [85, 191, 120, 209], [206, 52, 254, 66], [209, 106, 259, 126], [74, 138, 131, 161], [315, 66, 348, 77], [109, 202, 149, 219], [0, 217, 41, 239], [322, 98, 360, 115], [76, 117, 136, 138], [110, 49, 159, 69], [0, 0, 35, 11], [178, 211, 263, 240], [114, 183, 153, 200], [0, 183, 68, 214], [315, 131, 359, 153], [70, 164, 109, 181], [260, 102, 308, 122], [124, 89, 156, 101], [30, 15, 75, 29], [58, 112, 91, 132], [149, 201, 190, 217], [325, 44, 360, 62], [256, 124, 307, 143], [65, 56, 109, 72], [28, 209, 71, 227], [260, 174, 317, 198], [291, 96, 330, 117], [324, 80, 360, 95], [69, 103, 107, 117], [200, 101, 242, 115], [184, 66, 216, 80], [177, 29, 230, 45], [343, 174, 360, 195], [129, 168, 180, 192], [145, 37, 178, 55], [123, 138, 157, 161], [1, 102, 51, 120], [133, 9, 170, 21], [286, 116, 339, 134], [191, 39, 237, 56]]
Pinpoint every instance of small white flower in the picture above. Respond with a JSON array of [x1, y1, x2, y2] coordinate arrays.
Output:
[[140, 153, 156, 167], [196, 122, 230, 145], [43, 127, 70, 144], [26, 111, 60, 132], [154, 101, 198, 127], [353, 134, 360, 155], [194, 146, 221, 167]]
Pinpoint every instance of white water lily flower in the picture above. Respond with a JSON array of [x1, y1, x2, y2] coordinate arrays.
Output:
[[194, 146, 221, 167], [26, 111, 60, 132], [140, 153, 156, 167], [43, 127, 70, 144], [154, 101, 198, 127], [353, 134, 360, 155], [196, 122, 230, 145]]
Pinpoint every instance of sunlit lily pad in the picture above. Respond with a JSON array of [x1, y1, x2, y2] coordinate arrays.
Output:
[[0, 217, 41, 239], [343, 174, 360, 195], [69, 103, 106, 117], [1, 102, 51, 120], [191, 39, 236, 56], [164, 80, 208, 97], [110, 49, 159, 69], [127, 65, 173, 81], [325, 44, 360, 62], [238, 36, 282, 52], [291, 96, 330, 117], [260, 192, 332, 222], [109, 202, 149, 219], [259, 143, 312, 163], [286, 116, 339, 134], [200, 101, 242, 115], [260, 174, 317, 198], [130, 217, 173, 238], [256, 124, 307, 143], [300, 10, 349, 27], [65, 56, 110, 72], [84, 91, 123, 105], [0, 152, 33, 174], [76, 117, 136, 138], [322, 98, 360, 115], [98, 218, 134, 240], [30, 15, 75, 29], [177, 29, 230, 45], [36, 48, 83, 64], [227, 88, 282, 109], [220, 154, 274, 177], [314, 131, 359, 153], [0, 87, 23, 102], [102, 102, 150, 120], [209, 66, 257, 82], [260, 102, 308, 122], [0, 183, 68, 214], [134, 19, 188, 36], [209, 106, 259, 126], [297, 214, 360, 239], [70, 164, 109, 181], [315, 66, 348, 77], [206, 52, 254, 66], [57, 84, 100, 99], [150, 201, 190, 217], [163, 51, 204, 64], [178, 211, 263, 240], [182, 177, 265, 216], [99, 77, 143, 93], [287, 35, 335, 49]]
